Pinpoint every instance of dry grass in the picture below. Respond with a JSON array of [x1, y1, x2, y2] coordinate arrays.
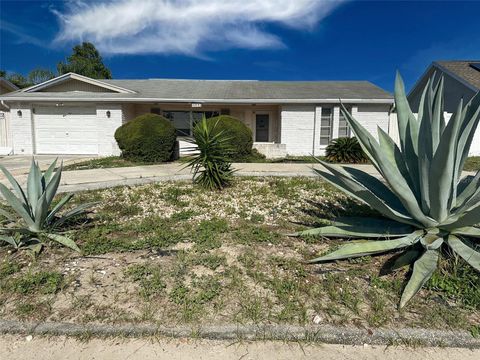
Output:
[[0, 177, 478, 333]]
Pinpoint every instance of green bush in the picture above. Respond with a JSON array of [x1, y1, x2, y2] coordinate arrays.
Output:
[[206, 115, 253, 160], [115, 114, 176, 162], [325, 137, 368, 163]]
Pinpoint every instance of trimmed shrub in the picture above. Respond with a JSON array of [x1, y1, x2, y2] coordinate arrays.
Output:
[[205, 115, 253, 160], [115, 114, 176, 162], [325, 137, 368, 164]]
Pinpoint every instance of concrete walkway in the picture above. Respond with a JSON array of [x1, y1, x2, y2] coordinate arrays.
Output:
[[0, 162, 381, 193], [2, 335, 479, 360], [0, 161, 476, 194], [0, 155, 96, 175]]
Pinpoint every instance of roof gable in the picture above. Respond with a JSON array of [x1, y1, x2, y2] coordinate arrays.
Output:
[[0, 78, 19, 94], [434, 61, 480, 91], [23, 73, 136, 94]]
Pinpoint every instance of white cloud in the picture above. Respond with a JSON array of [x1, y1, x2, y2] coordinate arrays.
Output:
[[53, 0, 345, 56]]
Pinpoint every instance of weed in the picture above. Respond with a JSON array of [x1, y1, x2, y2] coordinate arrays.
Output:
[[193, 218, 228, 252], [2, 270, 64, 295], [125, 264, 166, 299]]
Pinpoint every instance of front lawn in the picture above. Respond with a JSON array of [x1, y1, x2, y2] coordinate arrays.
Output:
[[465, 156, 480, 172], [0, 178, 478, 333], [63, 156, 154, 170]]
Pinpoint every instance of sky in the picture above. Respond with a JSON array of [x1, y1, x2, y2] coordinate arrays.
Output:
[[1, 0, 479, 92]]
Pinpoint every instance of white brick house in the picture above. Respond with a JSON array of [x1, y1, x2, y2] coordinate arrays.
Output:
[[0, 73, 394, 158]]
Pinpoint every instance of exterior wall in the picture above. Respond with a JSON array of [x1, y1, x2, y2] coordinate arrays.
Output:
[[9, 102, 123, 156], [96, 104, 123, 156], [354, 104, 390, 138], [280, 103, 391, 156], [0, 111, 12, 148], [10, 104, 34, 154], [7, 100, 393, 157], [280, 105, 315, 156], [124, 103, 280, 141]]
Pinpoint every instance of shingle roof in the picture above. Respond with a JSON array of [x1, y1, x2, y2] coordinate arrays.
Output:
[[0, 77, 393, 103], [435, 61, 480, 90], [100, 79, 393, 100]]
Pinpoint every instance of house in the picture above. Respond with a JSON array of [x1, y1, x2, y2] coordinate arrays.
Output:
[[0, 77, 19, 154], [0, 72, 393, 158], [408, 60, 480, 155]]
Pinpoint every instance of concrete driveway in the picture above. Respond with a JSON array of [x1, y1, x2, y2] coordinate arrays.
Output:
[[0, 155, 97, 174]]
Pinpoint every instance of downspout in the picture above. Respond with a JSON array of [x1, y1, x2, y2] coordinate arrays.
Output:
[[1, 100, 9, 111]]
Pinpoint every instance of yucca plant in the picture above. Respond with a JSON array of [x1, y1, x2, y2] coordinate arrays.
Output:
[[0, 159, 95, 253], [298, 73, 480, 308], [186, 116, 235, 190], [325, 137, 368, 163]]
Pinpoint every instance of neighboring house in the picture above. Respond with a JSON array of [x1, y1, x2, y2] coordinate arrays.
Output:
[[0, 72, 393, 158], [0, 77, 19, 152], [408, 60, 480, 155]]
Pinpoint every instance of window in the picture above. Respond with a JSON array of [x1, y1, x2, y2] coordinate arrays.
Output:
[[338, 107, 352, 137], [320, 107, 333, 145], [162, 110, 219, 136], [220, 108, 231, 115]]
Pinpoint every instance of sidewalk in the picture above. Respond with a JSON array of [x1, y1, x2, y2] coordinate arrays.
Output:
[[0, 162, 475, 194], [0, 163, 379, 193], [1, 335, 478, 360]]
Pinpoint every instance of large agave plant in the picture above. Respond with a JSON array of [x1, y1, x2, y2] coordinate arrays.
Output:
[[0, 159, 95, 253], [299, 73, 480, 308]]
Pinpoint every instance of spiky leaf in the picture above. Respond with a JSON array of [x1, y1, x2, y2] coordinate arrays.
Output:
[[308, 231, 422, 263], [399, 248, 439, 308], [447, 235, 480, 272]]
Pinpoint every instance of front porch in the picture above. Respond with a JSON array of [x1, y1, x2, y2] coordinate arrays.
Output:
[[122, 103, 286, 158]]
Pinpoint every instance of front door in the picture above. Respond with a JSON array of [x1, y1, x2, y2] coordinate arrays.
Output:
[[255, 114, 270, 142]]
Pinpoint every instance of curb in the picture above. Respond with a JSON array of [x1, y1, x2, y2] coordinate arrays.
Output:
[[0, 320, 478, 348]]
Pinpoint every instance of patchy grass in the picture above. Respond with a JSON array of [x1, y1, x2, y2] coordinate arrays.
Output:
[[63, 156, 158, 171], [464, 156, 480, 172], [0, 177, 478, 332]]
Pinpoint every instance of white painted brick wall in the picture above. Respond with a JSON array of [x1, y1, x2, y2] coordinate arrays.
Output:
[[10, 105, 34, 155], [280, 105, 315, 156], [96, 104, 123, 156], [354, 104, 390, 140]]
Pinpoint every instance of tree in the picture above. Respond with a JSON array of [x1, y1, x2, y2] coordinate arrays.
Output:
[[28, 68, 55, 85], [57, 42, 112, 79], [0, 70, 6, 78], [6, 73, 31, 88]]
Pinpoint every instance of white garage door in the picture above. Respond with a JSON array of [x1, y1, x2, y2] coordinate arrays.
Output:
[[34, 105, 99, 154]]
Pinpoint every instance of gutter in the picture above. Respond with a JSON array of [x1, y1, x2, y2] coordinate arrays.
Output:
[[0, 97, 394, 105]]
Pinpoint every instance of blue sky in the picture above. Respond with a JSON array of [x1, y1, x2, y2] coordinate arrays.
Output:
[[1, 0, 479, 92]]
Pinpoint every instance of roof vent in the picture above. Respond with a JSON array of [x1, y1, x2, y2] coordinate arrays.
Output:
[[470, 63, 480, 72]]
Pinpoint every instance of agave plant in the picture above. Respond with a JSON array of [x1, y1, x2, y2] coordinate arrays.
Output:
[[298, 73, 480, 308], [0, 159, 95, 253], [325, 137, 368, 163], [186, 116, 235, 190]]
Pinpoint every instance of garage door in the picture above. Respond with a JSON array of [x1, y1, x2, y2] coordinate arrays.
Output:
[[34, 105, 99, 154]]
